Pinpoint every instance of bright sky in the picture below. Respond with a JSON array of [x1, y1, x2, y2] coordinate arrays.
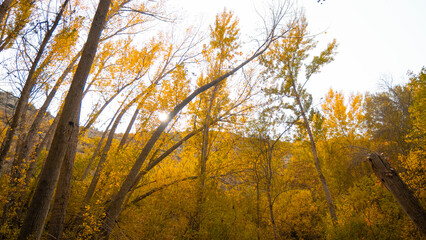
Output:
[[169, 0, 426, 101], [2, 0, 424, 132]]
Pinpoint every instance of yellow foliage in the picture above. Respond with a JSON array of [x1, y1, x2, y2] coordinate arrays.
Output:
[[321, 89, 365, 140]]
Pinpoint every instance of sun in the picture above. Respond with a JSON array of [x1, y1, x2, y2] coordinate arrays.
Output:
[[158, 112, 169, 122]]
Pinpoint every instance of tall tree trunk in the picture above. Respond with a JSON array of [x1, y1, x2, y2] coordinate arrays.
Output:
[[0, 0, 68, 175], [292, 83, 338, 225], [18, 0, 111, 238], [0, 0, 70, 228], [47, 119, 79, 240]]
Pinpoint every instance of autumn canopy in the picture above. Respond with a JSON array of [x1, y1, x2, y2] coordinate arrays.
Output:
[[0, 0, 424, 239]]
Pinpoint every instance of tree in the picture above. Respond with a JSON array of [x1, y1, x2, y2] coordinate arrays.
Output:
[[18, 0, 111, 238], [365, 80, 413, 165], [0, 0, 69, 175], [0, 0, 34, 52], [186, 9, 240, 235], [261, 16, 338, 224], [319, 89, 367, 193], [99, 4, 293, 237], [368, 153, 426, 237], [247, 127, 282, 239], [0, 0, 14, 25], [401, 68, 426, 207]]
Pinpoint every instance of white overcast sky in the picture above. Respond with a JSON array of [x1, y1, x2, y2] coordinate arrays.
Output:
[[169, 0, 426, 100]]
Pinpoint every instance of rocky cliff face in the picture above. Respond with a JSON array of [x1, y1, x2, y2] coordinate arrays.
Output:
[[0, 90, 19, 120], [0, 90, 49, 123], [0, 90, 107, 140]]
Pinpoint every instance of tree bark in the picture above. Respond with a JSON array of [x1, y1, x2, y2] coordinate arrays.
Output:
[[0, 0, 70, 228], [18, 0, 111, 238], [47, 121, 79, 240], [368, 153, 426, 237]]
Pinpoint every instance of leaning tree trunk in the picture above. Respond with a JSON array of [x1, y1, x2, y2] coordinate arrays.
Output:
[[368, 153, 426, 237], [14, 50, 79, 177], [117, 108, 139, 150], [83, 100, 134, 203], [0, 0, 68, 175], [0, 0, 70, 228], [47, 120, 79, 240], [24, 110, 60, 186], [17, 0, 111, 239], [80, 118, 113, 181], [292, 83, 338, 225]]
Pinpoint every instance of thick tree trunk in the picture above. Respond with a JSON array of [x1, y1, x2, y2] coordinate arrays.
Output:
[[368, 153, 426, 237], [0, 1, 70, 228], [0, 0, 68, 175], [47, 122, 79, 240], [17, 0, 111, 238]]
